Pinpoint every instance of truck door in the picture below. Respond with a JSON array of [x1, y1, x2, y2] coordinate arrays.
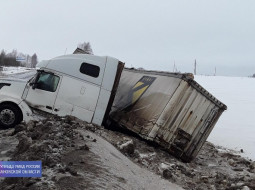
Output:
[[24, 71, 61, 113]]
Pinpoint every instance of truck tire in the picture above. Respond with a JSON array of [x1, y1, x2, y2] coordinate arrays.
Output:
[[0, 104, 22, 129]]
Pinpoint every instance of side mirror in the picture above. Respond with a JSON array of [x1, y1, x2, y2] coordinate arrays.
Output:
[[29, 82, 38, 90], [29, 72, 41, 90], [32, 83, 38, 90]]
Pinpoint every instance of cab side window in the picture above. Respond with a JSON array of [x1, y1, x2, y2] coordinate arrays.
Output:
[[36, 72, 60, 92], [80, 63, 100, 78]]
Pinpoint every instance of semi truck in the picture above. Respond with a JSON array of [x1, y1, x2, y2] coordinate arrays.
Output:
[[0, 54, 124, 128], [0, 53, 227, 161]]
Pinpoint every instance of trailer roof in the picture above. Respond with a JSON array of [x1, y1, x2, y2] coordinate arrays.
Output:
[[124, 68, 227, 110]]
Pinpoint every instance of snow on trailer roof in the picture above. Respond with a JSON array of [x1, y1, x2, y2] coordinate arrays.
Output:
[[124, 67, 227, 111]]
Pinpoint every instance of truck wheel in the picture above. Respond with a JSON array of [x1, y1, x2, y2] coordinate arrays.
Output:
[[0, 104, 22, 129]]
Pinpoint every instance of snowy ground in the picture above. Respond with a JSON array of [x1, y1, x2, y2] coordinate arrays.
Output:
[[195, 75, 255, 161], [0, 66, 33, 75], [0, 66, 36, 79], [1, 116, 254, 190], [0, 116, 183, 190]]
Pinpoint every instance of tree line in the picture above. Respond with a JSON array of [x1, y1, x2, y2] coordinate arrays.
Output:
[[0, 42, 93, 68], [0, 49, 38, 68]]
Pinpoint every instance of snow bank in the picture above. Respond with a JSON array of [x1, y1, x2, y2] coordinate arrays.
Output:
[[0, 116, 182, 190], [195, 75, 255, 160], [0, 66, 33, 75]]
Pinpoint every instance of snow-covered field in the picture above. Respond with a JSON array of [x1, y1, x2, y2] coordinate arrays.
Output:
[[0, 66, 36, 79], [196, 75, 255, 161], [0, 66, 33, 75]]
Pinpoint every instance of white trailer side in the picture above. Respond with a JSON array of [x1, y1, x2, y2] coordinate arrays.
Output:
[[110, 68, 227, 162]]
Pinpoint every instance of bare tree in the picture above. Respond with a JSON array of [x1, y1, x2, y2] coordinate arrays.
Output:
[[0, 50, 5, 66], [6, 49, 17, 58], [77, 42, 93, 55], [0, 49, 37, 67], [26, 55, 32, 67], [31, 53, 38, 68], [5, 49, 19, 66]]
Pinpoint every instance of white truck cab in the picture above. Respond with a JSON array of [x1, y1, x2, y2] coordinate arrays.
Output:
[[0, 54, 124, 128]]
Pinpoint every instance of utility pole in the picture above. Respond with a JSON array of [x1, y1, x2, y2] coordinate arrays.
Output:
[[194, 59, 197, 75], [214, 67, 216, 76], [173, 60, 178, 72]]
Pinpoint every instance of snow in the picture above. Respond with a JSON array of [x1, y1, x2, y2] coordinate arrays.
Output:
[[0, 66, 36, 80], [195, 75, 255, 160], [119, 140, 133, 149], [79, 130, 183, 190], [0, 66, 33, 75]]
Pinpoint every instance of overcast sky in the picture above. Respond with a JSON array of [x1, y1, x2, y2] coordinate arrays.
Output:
[[1, 0, 255, 76]]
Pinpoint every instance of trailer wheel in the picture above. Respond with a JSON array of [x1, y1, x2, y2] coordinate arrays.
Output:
[[0, 104, 22, 129]]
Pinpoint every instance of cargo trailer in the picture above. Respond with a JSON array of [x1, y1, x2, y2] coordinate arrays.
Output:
[[110, 68, 227, 162]]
